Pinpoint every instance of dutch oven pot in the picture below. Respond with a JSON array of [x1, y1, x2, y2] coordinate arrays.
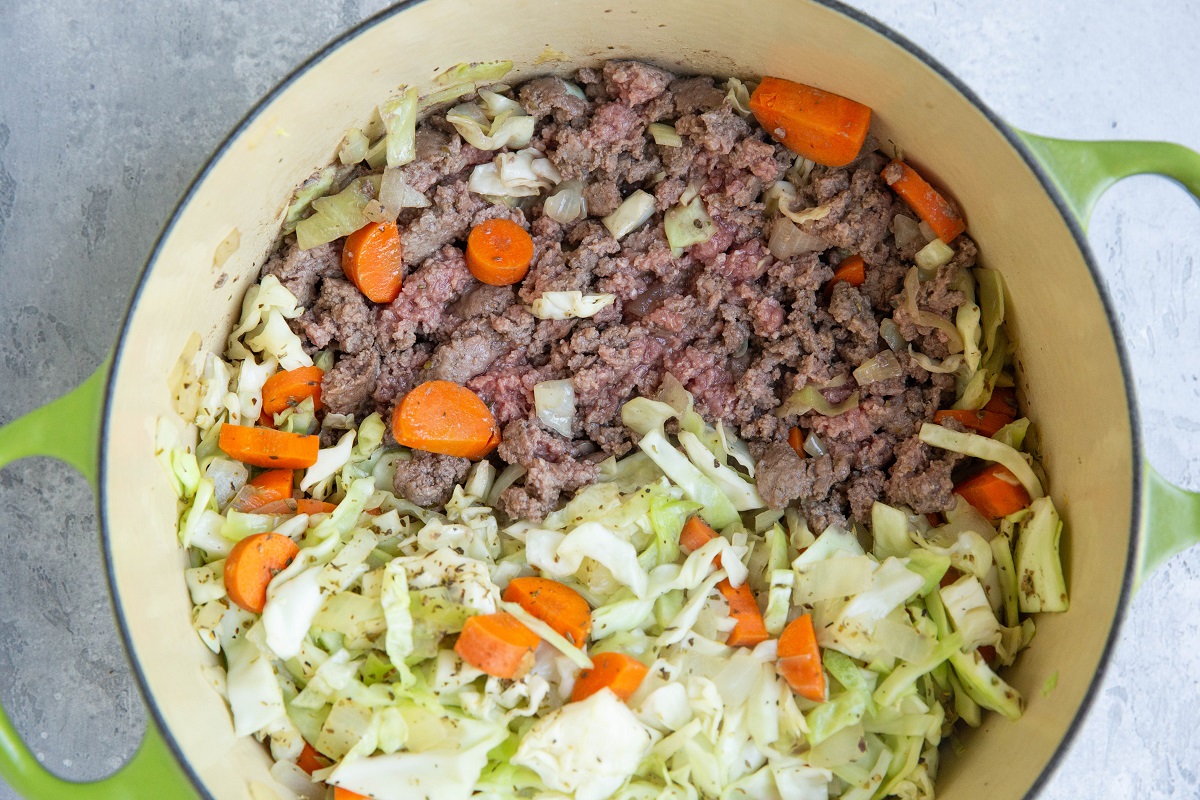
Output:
[[2, 0, 1199, 797]]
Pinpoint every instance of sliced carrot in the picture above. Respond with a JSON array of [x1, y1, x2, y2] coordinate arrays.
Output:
[[881, 160, 966, 243], [825, 254, 865, 294], [466, 219, 534, 286], [788, 427, 806, 458], [777, 614, 826, 702], [333, 789, 369, 800], [342, 221, 404, 303], [571, 652, 649, 703], [718, 579, 770, 647], [502, 577, 592, 648], [932, 409, 1013, 438], [984, 386, 1018, 418], [954, 463, 1031, 519], [392, 380, 500, 459], [296, 742, 330, 776], [680, 515, 719, 555], [224, 533, 300, 614], [679, 516, 767, 647], [454, 612, 540, 679], [228, 470, 294, 513], [749, 76, 872, 167], [253, 497, 338, 516], [261, 366, 325, 417], [218, 424, 319, 469]]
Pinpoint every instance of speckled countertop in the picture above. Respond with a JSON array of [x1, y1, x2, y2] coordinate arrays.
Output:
[[0, 1, 1197, 798]]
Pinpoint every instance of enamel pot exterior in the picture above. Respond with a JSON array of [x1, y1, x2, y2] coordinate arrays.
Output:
[[4, 1, 1199, 798]]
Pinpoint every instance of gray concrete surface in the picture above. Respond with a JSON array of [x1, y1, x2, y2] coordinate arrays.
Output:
[[0, 0, 1196, 797]]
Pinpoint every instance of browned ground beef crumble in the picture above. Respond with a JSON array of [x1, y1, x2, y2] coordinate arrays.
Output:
[[263, 61, 975, 532]]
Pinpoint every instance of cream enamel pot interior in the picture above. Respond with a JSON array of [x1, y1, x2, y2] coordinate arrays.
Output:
[[2, 0, 1200, 798]]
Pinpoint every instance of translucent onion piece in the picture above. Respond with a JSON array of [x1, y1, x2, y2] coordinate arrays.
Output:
[[918, 220, 938, 243], [762, 180, 797, 216], [379, 168, 431, 216], [909, 347, 964, 374], [879, 318, 907, 352], [781, 202, 832, 225], [852, 350, 905, 385], [804, 432, 828, 457], [648, 123, 683, 147], [724, 77, 755, 117], [891, 214, 922, 250], [602, 190, 656, 240], [775, 385, 860, 418], [530, 291, 616, 320], [534, 379, 576, 438], [786, 156, 817, 186], [901, 268, 965, 353], [544, 179, 586, 224], [768, 217, 827, 260]]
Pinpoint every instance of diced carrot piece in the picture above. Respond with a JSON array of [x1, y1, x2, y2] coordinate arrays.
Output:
[[392, 381, 500, 459], [954, 463, 1031, 519], [933, 409, 1014, 438], [749, 77, 872, 167], [261, 366, 325, 417], [454, 612, 540, 679], [882, 160, 966, 243], [218, 424, 319, 469], [777, 614, 826, 702], [502, 577, 592, 648], [571, 652, 649, 702], [788, 427, 806, 458], [223, 533, 300, 614], [718, 579, 770, 647]]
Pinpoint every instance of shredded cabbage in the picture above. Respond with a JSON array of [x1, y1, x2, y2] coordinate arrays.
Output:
[[530, 291, 616, 320], [534, 379, 576, 437], [664, 196, 716, 250], [602, 190, 657, 240], [918, 422, 1044, 500]]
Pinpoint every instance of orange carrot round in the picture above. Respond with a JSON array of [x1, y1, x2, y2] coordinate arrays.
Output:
[[749, 77, 872, 167], [932, 409, 1013, 438], [296, 742, 331, 776], [503, 577, 592, 648], [788, 427, 806, 458], [827, 254, 865, 292], [881, 160, 966, 243], [777, 614, 826, 702], [224, 532, 300, 613], [454, 612, 540, 679], [392, 380, 500, 459], [466, 219, 534, 286], [954, 463, 1031, 519], [261, 366, 325, 417], [571, 652, 649, 703], [333, 789, 369, 800], [218, 424, 319, 469], [342, 221, 404, 303], [718, 579, 769, 647]]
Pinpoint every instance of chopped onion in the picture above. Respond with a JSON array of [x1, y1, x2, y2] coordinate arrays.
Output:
[[775, 385, 860, 418], [648, 123, 682, 147], [915, 239, 955, 271], [891, 214, 922, 250], [781, 202, 832, 225], [768, 217, 827, 259], [361, 199, 391, 224], [664, 196, 715, 249], [477, 88, 524, 119], [804, 432, 828, 457], [447, 102, 535, 151], [724, 77, 755, 117], [338, 128, 369, 165], [602, 190, 656, 240], [786, 156, 817, 186], [909, 347, 964, 374], [379, 168, 431, 215], [762, 180, 796, 215], [918, 220, 938, 243], [879, 318, 906, 352], [544, 179, 586, 224], [530, 291, 616, 320], [487, 463, 527, 507], [852, 350, 904, 385], [534, 379, 576, 438], [562, 81, 587, 100]]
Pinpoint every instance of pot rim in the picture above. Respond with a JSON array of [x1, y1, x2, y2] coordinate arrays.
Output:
[[98, 1, 1143, 797]]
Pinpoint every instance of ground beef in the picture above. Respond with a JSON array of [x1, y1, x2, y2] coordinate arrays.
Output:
[[392, 449, 470, 507], [272, 61, 991, 532], [261, 239, 342, 309], [322, 348, 380, 415]]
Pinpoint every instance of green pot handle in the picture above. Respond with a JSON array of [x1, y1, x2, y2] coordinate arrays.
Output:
[[0, 362, 198, 798], [1018, 132, 1200, 588]]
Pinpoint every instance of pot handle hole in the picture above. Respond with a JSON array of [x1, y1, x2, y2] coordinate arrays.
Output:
[[1018, 132, 1200, 587], [0, 362, 198, 799]]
